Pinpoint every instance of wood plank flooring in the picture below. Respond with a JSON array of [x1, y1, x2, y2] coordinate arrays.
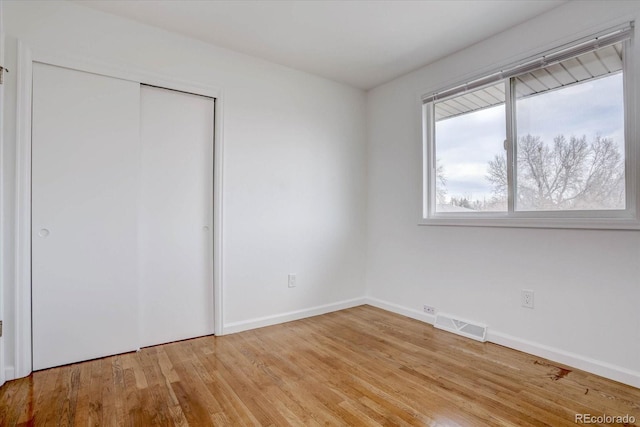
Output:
[[1, 305, 639, 426]]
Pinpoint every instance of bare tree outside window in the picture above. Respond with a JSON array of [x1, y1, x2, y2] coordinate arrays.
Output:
[[486, 134, 625, 211]]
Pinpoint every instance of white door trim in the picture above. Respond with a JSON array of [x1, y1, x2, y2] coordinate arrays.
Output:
[[15, 42, 32, 380], [14, 43, 225, 379], [0, 2, 6, 387]]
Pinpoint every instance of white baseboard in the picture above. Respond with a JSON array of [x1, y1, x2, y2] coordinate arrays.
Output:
[[4, 366, 15, 382], [487, 330, 640, 389], [222, 297, 367, 335], [364, 297, 640, 389], [366, 296, 436, 325]]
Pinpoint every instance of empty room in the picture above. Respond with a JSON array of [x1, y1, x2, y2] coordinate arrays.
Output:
[[0, 0, 639, 425]]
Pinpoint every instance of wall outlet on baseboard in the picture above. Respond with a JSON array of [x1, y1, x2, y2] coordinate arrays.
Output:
[[521, 289, 534, 309], [423, 305, 436, 315], [288, 274, 297, 288]]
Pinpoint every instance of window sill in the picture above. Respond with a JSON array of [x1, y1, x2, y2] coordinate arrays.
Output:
[[420, 215, 640, 230]]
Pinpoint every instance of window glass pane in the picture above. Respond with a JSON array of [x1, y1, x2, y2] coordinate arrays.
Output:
[[434, 83, 507, 212], [514, 43, 625, 211]]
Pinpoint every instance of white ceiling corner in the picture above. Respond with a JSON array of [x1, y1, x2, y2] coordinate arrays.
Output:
[[73, 0, 567, 90]]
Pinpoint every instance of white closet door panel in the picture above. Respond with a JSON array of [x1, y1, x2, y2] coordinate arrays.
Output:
[[140, 85, 214, 347], [32, 63, 140, 370]]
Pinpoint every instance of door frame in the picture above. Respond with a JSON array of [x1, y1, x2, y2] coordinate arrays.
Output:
[[0, 0, 6, 387], [14, 43, 225, 379]]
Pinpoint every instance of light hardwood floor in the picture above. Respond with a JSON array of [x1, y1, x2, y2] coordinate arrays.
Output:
[[1, 305, 639, 426]]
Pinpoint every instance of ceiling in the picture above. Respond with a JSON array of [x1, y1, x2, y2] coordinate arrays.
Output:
[[74, 0, 567, 90]]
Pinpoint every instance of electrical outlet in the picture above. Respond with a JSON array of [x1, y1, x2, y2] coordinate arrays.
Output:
[[288, 274, 297, 288], [521, 289, 534, 309], [423, 305, 436, 315]]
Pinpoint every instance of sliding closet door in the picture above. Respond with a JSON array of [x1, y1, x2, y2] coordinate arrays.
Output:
[[32, 63, 140, 370], [139, 85, 214, 347]]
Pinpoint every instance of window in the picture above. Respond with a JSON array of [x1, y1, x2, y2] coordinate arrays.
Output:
[[422, 25, 637, 229]]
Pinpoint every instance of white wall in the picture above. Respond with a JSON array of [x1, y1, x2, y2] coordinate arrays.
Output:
[[366, 0, 640, 386], [1, 1, 367, 377]]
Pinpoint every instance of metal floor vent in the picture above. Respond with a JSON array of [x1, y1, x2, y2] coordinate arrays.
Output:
[[434, 313, 487, 342]]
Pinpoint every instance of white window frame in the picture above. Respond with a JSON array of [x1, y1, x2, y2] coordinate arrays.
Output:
[[421, 24, 640, 230]]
